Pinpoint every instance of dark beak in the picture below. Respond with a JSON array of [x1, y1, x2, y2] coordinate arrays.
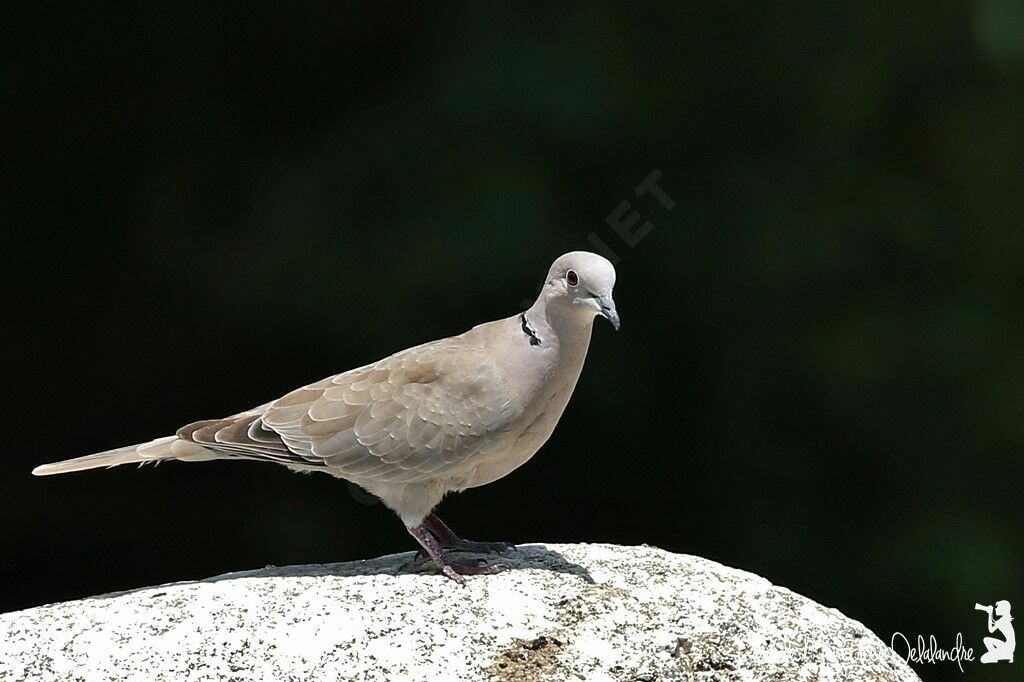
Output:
[[598, 295, 620, 331]]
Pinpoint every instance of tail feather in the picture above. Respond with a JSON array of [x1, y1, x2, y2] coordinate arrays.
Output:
[[32, 436, 215, 476]]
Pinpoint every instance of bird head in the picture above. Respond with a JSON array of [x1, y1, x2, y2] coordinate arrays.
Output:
[[541, 251, 619, 330]]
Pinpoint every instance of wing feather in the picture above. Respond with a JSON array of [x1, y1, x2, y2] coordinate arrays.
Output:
[[176, 336, 516, 483]]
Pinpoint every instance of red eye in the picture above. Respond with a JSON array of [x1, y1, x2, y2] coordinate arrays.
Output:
[[566, 270, 579, 286]]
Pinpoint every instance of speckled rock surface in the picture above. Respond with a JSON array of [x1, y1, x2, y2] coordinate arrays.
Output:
[[0, 543, 918, 681]]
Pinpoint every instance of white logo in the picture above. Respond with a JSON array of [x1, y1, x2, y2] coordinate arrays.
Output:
[[889, 600, 1015, 671], [975, 600, 1014, 664]]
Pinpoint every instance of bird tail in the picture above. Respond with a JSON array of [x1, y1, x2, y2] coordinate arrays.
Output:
[[32, 436, 217, 476]]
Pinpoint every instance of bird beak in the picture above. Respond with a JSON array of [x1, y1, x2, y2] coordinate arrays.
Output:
[[598, 295, 620, 331]]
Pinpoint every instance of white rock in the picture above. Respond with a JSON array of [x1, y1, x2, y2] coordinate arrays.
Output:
[[0, 543, 919, 681]]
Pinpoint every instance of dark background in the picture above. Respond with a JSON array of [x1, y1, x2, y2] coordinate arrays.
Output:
[[3, 3, 1022, 680]]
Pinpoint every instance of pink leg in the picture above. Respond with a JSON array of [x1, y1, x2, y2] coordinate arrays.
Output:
[[407, 524, 503, 584], [423, 513, 515, 553]]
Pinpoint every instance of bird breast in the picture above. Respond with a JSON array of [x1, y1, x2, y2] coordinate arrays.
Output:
[[459, 336, 590, 490]]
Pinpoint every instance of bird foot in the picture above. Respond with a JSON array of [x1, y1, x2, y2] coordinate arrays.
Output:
[[422, 513, 515, 554], [408, 523, 509, 585], [408, 549, 506, 584]]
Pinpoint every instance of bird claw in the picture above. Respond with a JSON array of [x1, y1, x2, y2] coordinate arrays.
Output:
[[407, 520, 511, 584], [421, 513, 515, 556]]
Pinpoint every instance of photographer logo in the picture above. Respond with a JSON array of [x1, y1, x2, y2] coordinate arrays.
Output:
[[890, 600, 1014, 672], [975, 600, 1014, 664]]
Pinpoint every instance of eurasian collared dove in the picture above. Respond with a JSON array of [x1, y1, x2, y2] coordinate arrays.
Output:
[[33, 251, 619, 582]]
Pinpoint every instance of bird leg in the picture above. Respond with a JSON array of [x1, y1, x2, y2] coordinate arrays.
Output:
[[424, 513, 515, 554], [407, 524, 501, 584]]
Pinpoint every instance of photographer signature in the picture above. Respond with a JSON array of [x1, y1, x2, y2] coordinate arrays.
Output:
[[890, 600, 1014, 672]]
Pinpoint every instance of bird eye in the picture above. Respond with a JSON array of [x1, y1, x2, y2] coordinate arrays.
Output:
[[566, 269, 579, 287]]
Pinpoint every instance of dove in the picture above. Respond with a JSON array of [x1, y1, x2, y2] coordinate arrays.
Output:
[[33, 251, 619, 582]]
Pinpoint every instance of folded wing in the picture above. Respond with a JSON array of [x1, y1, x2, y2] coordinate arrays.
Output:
[[178, 338, 514, 484]]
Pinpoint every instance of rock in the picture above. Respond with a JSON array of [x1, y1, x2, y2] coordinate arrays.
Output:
[[0, 543, 919, 681]]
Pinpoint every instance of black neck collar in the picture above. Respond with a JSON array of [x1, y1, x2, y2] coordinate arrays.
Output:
[[520, 313, 541, 346]]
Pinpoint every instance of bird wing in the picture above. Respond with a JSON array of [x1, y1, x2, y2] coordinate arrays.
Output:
[[178, 333, 517, 484]]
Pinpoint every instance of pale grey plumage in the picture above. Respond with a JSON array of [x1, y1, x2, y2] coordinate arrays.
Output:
[[34, 251, 619, 580]]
